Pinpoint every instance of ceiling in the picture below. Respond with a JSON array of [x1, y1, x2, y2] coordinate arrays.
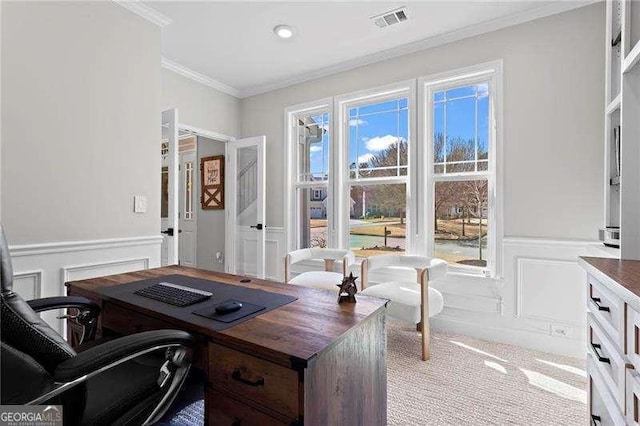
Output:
[[140, 1, 592, 97]]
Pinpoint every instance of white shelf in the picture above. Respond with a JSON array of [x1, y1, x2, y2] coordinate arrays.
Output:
[[606, 93, 622, 115], [623, 39, 640, 73]]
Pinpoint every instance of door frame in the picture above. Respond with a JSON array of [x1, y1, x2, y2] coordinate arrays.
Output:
[[225, 136, 267, 278], [162, 108, 180, 265], [179, 123, 235, 270], [178, 147, 197, 267]]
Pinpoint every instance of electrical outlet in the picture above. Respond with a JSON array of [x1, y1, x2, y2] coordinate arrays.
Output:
[[551, 325, 568, 337], [216, 252, 224, 264]]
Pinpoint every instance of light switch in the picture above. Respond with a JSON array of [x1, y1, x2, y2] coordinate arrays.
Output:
[[134, 195, 147, 213]]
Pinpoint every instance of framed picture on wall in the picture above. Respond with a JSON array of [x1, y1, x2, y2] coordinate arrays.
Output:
[[201, 155, 224, 210]]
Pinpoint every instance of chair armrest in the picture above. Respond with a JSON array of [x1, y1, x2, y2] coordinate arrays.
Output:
[[27, 296, 100, 314], [53, 330, 194, 383]]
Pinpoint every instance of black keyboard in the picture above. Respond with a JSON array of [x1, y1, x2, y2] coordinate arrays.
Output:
[[134, 282, 212, 307]]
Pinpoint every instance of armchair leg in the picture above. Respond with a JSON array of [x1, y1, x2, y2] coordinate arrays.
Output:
[[419, 268, 431, 361], [421, 324, 430, 361]]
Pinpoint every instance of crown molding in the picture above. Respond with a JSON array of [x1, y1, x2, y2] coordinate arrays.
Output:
[[237, 1, 598, 98], [161, 57, 241, 98], [113, 0, 173, 27]]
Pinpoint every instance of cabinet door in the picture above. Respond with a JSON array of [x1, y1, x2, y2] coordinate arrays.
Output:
[[588, 354, 626, 426]]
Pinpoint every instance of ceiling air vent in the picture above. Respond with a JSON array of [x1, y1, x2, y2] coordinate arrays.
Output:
[[371, 7, 408, 29]]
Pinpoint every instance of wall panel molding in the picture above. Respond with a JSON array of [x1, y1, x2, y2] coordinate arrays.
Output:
[[10, 236, 161, 335], [13, 270, 43, 300], [10, 235, 163, 257], [514, 257, 585, 326], [61, 257, 151, 284]]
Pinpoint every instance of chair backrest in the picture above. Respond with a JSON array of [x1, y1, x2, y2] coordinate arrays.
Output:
[[360, 254, 447, 289], [0, 225, 76, 374], [284, 248, 355, 282]]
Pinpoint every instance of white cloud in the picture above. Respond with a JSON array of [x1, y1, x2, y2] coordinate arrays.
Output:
[[357, 153, 374, 164], [366, 135, 400, 151], [309, 145, 322, 153], [349, 118, 368, 127]]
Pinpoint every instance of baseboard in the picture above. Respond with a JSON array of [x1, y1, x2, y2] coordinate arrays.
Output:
[[431, 315, 585, 358]]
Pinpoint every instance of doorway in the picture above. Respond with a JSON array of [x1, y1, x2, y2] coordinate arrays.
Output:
[[161, 128, 198, 266]]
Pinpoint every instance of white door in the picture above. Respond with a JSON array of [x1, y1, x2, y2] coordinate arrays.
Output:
[[161, 109, 179, 266], [226, 136, 266, 278], [179, 150, 197, 266]]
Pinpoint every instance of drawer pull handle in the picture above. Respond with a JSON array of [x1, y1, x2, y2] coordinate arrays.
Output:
[[591, 414, 601, 425], [231, 369, 265, 387], [591, 343, 611, 364], [591, 297, 610, 312]]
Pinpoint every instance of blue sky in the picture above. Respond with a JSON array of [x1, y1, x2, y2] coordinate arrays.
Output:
[[307, 83, 489, 177]]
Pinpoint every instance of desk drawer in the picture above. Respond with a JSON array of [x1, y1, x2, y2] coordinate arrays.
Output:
[[588, 276, 625, 352], [626, 368, 640, 425], [589, 354, 626, 426], [209, 343, 300, 420], [589, 314, 627, 410], [628, 306, 640, 369], [101, 302, 174, 334], [207, 388, 288, 426]]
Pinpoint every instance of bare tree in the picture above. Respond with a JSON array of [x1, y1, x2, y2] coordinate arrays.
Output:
[[461, 180, 488, 261], [365, 139, 408, 223]]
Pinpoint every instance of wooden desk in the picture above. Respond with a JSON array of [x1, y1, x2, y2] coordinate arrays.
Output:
[[65, 266, 388, 426]]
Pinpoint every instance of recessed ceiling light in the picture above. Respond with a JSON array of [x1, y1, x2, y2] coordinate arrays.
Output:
[[274, 25, 294, 39]]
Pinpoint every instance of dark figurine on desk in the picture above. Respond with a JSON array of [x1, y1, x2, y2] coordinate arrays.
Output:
[[337, 273, 358, 303]]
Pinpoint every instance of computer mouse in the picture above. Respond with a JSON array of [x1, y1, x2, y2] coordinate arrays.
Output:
[[215, 301, 243, 314]]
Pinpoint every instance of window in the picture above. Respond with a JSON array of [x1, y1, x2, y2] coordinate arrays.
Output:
[[423, 64, 500, 275], [184, 161, 194, 220], [289, 106, 331, 249], [345, 94, 411, 257], [285, 62, 501, 276]]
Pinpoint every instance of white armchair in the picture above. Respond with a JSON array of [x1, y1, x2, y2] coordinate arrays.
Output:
[[360, 254, 447, 361], [284, 248, 356, 291]]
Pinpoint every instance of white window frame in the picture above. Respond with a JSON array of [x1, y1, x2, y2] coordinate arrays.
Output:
[[283, 61, 503, 279], [284, 98, 334, 251], [418, 60, 503, 278], [334, 80, 416, 251]]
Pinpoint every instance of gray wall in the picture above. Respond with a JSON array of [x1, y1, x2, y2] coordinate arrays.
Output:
[[1, 1, 161, 244], [162, 69, 241, 138], [241, 4, 605, 240], [196, 136, 226, 272]]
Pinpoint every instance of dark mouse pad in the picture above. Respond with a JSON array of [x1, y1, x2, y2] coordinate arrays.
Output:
[[192, 299, 265, 323]]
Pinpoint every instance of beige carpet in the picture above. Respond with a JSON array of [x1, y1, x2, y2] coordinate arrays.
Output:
[[387, 321, 587, 425]]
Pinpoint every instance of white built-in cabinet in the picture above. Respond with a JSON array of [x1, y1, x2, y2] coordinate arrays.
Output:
[[605, 0, 640, 259]]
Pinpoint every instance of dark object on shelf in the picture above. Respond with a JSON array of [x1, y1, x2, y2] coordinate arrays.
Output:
[[601, 226, 621, 248], [612, 30, 622, 48], [337, 272, 358, 303], [614, 125, 621, 177]]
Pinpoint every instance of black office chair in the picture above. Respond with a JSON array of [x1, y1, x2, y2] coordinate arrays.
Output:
[[0, 225, 195, 425]]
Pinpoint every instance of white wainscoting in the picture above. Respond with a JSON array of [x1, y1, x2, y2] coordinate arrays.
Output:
[[234, 227, 285, 281], [276, 234, 617, 357], [431, 237, 617, 357], [9, 235, 162, 335]]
